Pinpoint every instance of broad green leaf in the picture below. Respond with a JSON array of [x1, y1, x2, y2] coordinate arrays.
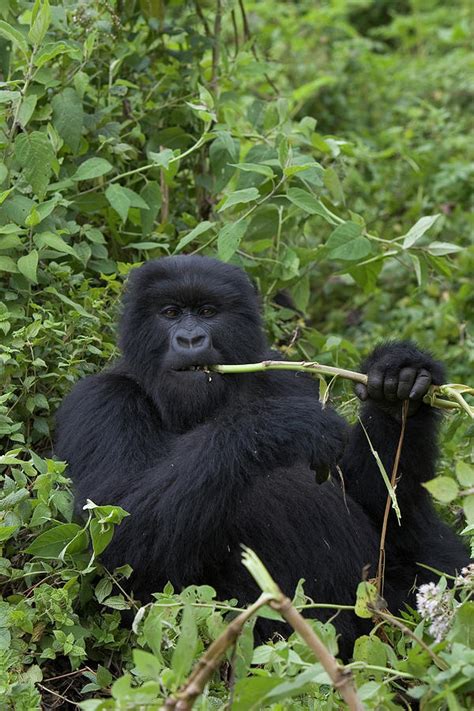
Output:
[[0, 525, 18, 542], [326, 222, 372, 261], [171, 605, 198, 683], [175, 221, 214, 253], [90, 519, 114, 556], [34, 41, 73, 67], [426, 241, 463, 256], [140, 181, 161, 236], [17, 250, 38, 283], [17, 94, 37, 128], [323, 166, 345, 204], [35, 232, 77, 257], [456, 462, 474, 487], [230, 163, 275, 179], [355, 581, 379, 619], [217, 220, 249, 261], [29, 0, 51, 45], [0, 256, 18, 273], [286, 188, 338, 224], [72, 157, 113, 181], [148, 148, 174, 169], [133, 649, 161, 680], [402, 214, 440, 249], [423, 476, 459, 503], [218, 188, 259, 212], [0, 20, 28, 57], [26, 523, 86, 558], [15, 132, 55, 199], [105, 184, 131, 222], [44, 286, 97, 319], [52, 88, 83, 152], [119, 186, 149, 210]]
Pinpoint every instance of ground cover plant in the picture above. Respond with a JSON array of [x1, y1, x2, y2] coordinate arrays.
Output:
[[0, 0, 473, 708]]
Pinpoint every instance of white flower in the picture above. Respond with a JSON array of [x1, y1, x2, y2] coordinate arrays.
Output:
[[416, 581, 453, 642]]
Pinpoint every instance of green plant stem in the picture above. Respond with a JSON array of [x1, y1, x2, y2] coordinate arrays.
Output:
[[211, 360, 473, 416]]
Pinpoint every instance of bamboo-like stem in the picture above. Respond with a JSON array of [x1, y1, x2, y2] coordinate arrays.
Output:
[[211, 361, 473, 417]]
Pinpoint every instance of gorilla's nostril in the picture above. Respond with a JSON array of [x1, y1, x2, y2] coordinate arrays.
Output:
[[175, 332, 208, 351]]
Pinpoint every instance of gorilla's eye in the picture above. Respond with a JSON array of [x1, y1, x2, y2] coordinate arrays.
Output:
[[161, 306, 181, 319], [198, 305, 217, 318]]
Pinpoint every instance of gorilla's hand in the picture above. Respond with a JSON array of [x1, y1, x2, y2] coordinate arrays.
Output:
[[355, 341, 445, 419]]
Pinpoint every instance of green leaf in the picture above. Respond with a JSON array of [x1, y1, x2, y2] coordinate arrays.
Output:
[[133, 649, 161, 680], [423, 476, 459, 503], [17, 250, 39, 283], [323, 167, 345, 204], [148, 148, 174, 169], [29, 0, 51, 45], [402, 214, 440, 249], [425, 241, 463, 256], [286, 188, 338, 224], [230, 163, 275, 179], [35, 232, 77, 257], [90, 519, 114, 556], [105, 184, 131, 223], [175, 221, 214, 253], [95, 578, 113, 604], [326, 222, 372, 261], [72, 158, 113, 181], [0, 525, 18, 542], [15, 132, 55, 199], [139, 181, 161, 236], [17, 94, 37, 129], [171, 605, 198, 684], [456, 462, 474, 487], [52, 88, 84, 152], [34, 41, 73, 68], [218, 188, 259, 212], [0, 20, 29, 57], [217, 220, 249, 261], [0, 256, 18, 273], [355, 581, 379, 619], [26, 523, 86, 558]]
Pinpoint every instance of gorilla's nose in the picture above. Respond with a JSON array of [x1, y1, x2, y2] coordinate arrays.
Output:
[[173, 327, 210, 353]]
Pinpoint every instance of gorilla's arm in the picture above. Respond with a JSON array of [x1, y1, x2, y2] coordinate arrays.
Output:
[[340, 342, 468, 575], [56, 372, 346, 588]]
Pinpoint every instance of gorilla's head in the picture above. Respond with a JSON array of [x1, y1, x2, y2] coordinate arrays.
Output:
[[119, 256, 268, 430]]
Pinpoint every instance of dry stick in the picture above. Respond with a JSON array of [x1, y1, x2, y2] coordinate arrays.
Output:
[[161, 593, 274, 710], [271, 596, 364, 711], [376, 400, 409, 597], [242, 549, 365, 711], [211, 360, 473, 416]]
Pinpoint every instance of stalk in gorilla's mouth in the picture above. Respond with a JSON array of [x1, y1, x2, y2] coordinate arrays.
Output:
[[174, 365, 209, 372]]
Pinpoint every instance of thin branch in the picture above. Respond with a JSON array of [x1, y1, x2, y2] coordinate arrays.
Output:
[[377, 400, 408, 596], [211, 0, 222, 95], [161, 593, 273, 710], [242, 548, 364, 711], [211, 360, 473, 417]]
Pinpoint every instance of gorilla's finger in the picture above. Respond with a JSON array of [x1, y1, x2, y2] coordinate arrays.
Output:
[[409, 369, 432, 400], [383, 374, 398, 402], [355, 383, 368, 401], [367, 366, 384, 400], [397, 367, 417, 400]]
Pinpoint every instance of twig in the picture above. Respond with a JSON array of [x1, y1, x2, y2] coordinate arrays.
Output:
[[377, 401, 408, 597], [161, 593, 274, 710], [242, 548, 365, 711], [211, 0, 222, 95], [369, 606, 448, 671], [211, 360, 474, 417], [160, 145, 169, 224]]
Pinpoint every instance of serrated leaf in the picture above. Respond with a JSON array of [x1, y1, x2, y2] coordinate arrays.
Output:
[[72, 157, 113, 181], [0, 20, 29, 57], [402, 214, 440, 249], [29, 0, 51, 45], [105, 184, 131, 223], [423, 476, 459, 503], [217, 220, 249, 261], [17, 250, 38, 283], [171, 605, 198, 683], [326, 222, 372, 261], [218, 188, 259, 212], [286, 188, 338, 224], [175, 221, 214, 253], [15, 132, 55, 198], [52, 88, 83, 152]]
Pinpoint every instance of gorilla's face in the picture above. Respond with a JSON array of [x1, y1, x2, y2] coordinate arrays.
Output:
[[119, 256, 267, 430]]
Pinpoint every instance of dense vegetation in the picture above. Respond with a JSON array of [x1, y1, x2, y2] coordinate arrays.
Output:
[[0, 0, 473, 708]]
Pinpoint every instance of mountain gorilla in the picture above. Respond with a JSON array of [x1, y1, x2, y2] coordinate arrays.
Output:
[[55, 255, 468, 656]]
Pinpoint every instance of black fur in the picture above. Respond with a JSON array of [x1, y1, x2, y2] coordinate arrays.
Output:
[[55, 256, 468, 657]]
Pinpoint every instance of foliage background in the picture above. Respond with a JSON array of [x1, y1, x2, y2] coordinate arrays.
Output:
[[0, 0, 473, 708]]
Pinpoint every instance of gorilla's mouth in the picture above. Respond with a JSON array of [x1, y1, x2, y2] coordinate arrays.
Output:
[[175, 365, 209, 372]]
